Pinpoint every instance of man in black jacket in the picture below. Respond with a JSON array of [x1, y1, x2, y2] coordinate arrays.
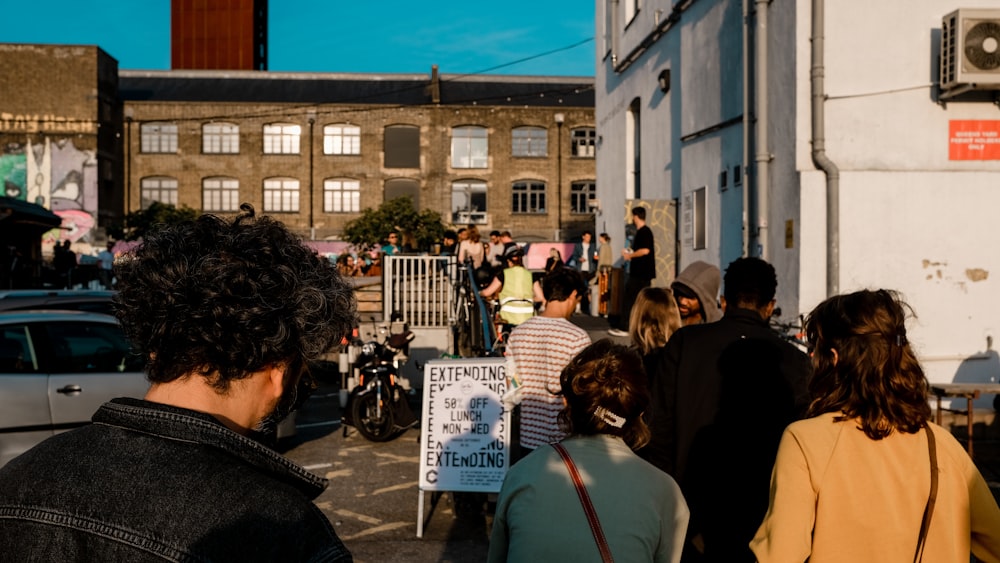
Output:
[[640, 257, 812, 563], [0, 205, 355, 562]]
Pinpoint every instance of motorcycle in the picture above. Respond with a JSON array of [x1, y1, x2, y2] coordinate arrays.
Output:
[[341, 320, 418, 441]]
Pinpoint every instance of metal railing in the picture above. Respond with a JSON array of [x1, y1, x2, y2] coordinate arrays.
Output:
[[382, 255, 457, 328]]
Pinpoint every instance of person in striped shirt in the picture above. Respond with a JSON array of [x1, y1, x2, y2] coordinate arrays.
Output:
[[506, 268, 591, 460]]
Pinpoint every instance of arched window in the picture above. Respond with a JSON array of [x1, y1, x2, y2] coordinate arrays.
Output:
[[511, 180, 546, 214], [571, 181, 596, 214], [140, 122, 178, 153], [202, 122, 239, 154], [263, 177, 300, 212], [263, 123, 301, 154], [452, 180, 488, 224], [202, 177, 240, 212], [324, 178, 360, 213], [140, 176, 178, 209], [323, 124, 361, 155], [451, 126, 488, 168], [384, 125, 420, 168], [512, 126, 547, 157]]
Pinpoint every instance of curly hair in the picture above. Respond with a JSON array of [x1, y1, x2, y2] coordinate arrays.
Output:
[[804, 289, 930, 439], [629, 286, 682, 354], [557, 339, 651, 450], [114, 204, 356, 390]]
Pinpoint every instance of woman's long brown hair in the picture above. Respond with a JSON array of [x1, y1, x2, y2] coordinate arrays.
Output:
[[805, 289, 930, 439]]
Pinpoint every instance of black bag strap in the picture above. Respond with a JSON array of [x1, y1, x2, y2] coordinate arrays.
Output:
[[552, 442, 614, 563], [914, 423, 939, 563]]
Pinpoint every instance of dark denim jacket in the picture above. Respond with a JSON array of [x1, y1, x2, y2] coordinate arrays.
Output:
[[0, 398, 352, 562]]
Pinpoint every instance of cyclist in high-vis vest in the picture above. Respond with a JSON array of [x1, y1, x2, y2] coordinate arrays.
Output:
[[480, 243, 537, 329]]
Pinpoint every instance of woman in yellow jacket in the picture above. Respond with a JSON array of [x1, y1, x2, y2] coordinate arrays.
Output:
[[751, 289, 1000, 562]]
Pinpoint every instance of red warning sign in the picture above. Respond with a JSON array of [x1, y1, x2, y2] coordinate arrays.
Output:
[[949, 120, 1000, 160]]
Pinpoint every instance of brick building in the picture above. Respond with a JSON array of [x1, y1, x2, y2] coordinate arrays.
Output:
[[0, 44, 123, 247], [121, 68, 596, 242]]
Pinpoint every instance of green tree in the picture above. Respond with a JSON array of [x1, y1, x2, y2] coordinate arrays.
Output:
[[106, 202, 199, 241], [343, 197, 446, 252]]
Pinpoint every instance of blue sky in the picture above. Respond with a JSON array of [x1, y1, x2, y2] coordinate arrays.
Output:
[[3, 1, 596, 76]]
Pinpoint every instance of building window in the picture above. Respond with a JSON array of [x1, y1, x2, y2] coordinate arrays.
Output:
[[384, 125, 420, 168], [140, 122, 177, 153], [571, 181, 596, 214], [625, 0, 640, 23], [203, 122, 239, 154], [323, 124, 360, 155], [202, 177, 240, 212], [512, 126, 547, 157], [451, 180, 488, 224], [384, 178, 420, 208], [626, 99, 641, 198], [451, 126, 488, 169], [511, 181, 546, 214], [324, 178, 360, 213], [572, 127, 596, 158], [140, 176, 178, 209], [263, 178, 300, 212], [682, 186, 707, 250], [263, 123, 301, 154]]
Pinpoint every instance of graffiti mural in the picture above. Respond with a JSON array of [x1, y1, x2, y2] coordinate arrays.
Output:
[[0, 137, 98, 244]]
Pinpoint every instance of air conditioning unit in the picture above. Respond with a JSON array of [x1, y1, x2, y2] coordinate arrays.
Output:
[[940, 8, 1000, 90]]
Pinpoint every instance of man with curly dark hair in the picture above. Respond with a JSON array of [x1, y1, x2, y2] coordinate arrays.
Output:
[[0, 205, 355, 562]]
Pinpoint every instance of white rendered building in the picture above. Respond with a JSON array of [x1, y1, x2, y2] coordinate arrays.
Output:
[[595, 0, 1000, 392]]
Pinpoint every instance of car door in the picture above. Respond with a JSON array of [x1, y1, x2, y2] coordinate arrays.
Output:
[[41, 320, 149, 429], [0, 322, 52, 466]]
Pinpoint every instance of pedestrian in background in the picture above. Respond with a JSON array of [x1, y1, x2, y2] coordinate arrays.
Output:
[[489, 340, 689, 563], [629, 286, 682, 355], [505, 268, 591, 460], [751, 289, 1000, 562], [569, 231, 598, 314], [381, 231, 400, 256], [641, 257, 812, 562], [609, 206, 654, 337], [672, 261, 722, 327], [0, 204, 355, 562], [97, 241, 115, 290], [487, 230, 504, 269]]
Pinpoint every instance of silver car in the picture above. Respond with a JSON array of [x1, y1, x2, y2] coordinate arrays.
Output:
[[0, 310, 299, 467], [0, 310, 147, 467]]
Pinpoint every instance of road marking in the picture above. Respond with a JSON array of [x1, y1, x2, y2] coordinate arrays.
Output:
[[341, 521, 411, 540], [302, 462, 332, 470], [325, 469, 353, 479], [338, 445, 371, 455], [373, 452, 419, 464], [335, 509, 382, 525], [297, 420, 341, 429], [371, 481, 418, 495]]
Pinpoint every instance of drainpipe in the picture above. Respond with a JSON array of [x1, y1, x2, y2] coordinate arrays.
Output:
[[810, 0, 840, 296], [752, 0, 771, 259], [741, 0, 751, 256], [611, 0, 620, 66], [307, 111, 316, 240]]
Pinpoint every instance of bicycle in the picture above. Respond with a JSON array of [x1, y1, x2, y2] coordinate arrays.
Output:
[[769, 307, 809, 352], [451, 261, 501, 358]]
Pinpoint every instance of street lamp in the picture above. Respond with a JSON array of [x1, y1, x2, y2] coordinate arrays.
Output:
[[554, 112, 565, 241]]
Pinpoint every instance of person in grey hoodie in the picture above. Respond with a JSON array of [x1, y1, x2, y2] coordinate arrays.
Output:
[[671, 261, 722, 326]]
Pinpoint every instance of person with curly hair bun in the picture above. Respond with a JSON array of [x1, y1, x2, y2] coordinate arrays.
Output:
[[751, 289, 1000, 562], [0, 204, 355, 562], [489, 340, 689, 563]]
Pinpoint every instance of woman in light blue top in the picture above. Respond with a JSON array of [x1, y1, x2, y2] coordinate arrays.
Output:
[[488, 339, 689, 563]]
